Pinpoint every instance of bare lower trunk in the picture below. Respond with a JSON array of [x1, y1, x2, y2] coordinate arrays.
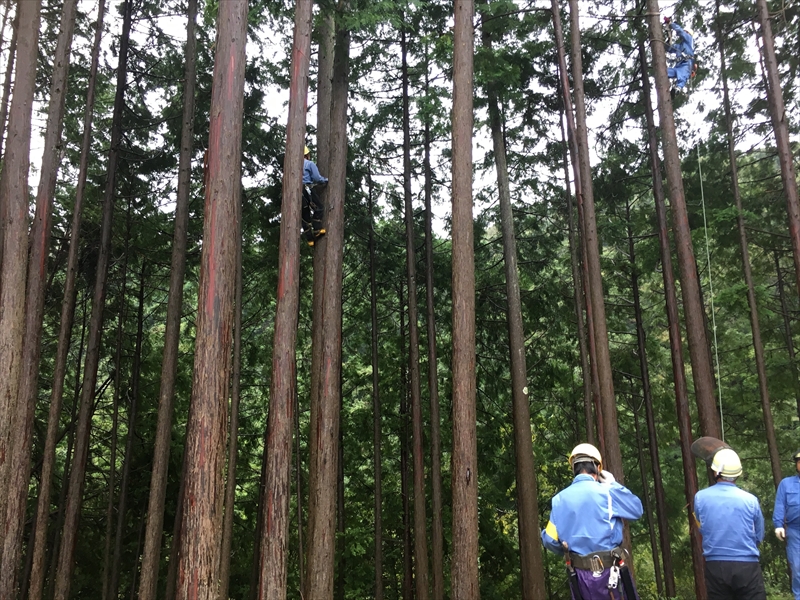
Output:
[[400, 285, 412, 600]]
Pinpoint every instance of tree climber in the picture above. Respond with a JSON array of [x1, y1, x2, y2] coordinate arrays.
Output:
[[541, 444, 643, 599], [663, 17, 695, 97], [773, 450, 800, 600], [302, 145, 327, 246], [695, 448, 767, 600]]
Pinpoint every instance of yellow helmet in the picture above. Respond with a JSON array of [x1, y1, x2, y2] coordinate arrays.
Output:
[[711, 448, 742, 478], [304, 145, 311, 156], [569, 443, 603, 471]]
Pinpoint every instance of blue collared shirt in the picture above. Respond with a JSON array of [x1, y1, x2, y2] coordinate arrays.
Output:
[[303, 159, 328, 185], [773, 474, 800, 528], [695, 481, 764, 562], [667, 23, 694, 60], [541, 474, 643, 556]]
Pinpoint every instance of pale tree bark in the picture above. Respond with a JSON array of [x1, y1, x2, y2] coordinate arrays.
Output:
[[0, 0, 42, 529], [27, 2, 107, 596], [304, 5, 349, 597], [0, 4, 16, 166], [400, 21, 430, 600], [255, 2, 311, 597], [716, 3, 781, 488], [174, 0, 247, 597], [138, 0, 198, 596], [482, 26, 545, 597], [638, 37, 705, 599], [52, 2, 132, 597], [0, 0, 76, 592], [645, 0, 721, 439], [451, 1, 479, 598]]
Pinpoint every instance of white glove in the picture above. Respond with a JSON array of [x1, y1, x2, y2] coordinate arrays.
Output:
[[598, 470, 616, 484], [776, 527, 786, 541]]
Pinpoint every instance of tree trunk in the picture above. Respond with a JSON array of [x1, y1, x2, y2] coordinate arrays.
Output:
[[483, 28, 545, 598], [451, 1, 479, 598], [138, 1, 197, 596], [625, 195, 675, 595], [304, 6, 349, 598], [716, 3, 781, 488], [255, 2, 310, 597], [336, 403, 346, 600], [0, 0, 41, 530], [775, 251, 800, 420], [0, 0, 76, 592], [638, 37, 705, 599], [294, 387, 305, 600], [645, 0, 721, 439], [423, 60, 444, 600], [400, 22, 430, 600], [109, 261, 146, 600], [400, 284, 413, 600], [754, 0, 800, 302], [367, 170, 384, 600], [174, 1, 247, 597], [0, 4, 16, 164], [52, 2, 132, 596]]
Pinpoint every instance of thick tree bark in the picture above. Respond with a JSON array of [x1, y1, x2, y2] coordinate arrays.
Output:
[[0, 0, 76, 592], [451, 1, 479, 598], [0, 0, 41, 530], [52, 2, 132, 597], [138, 1, 198, 597], [256, 2, 311, 597], [27, 3, 106, 597], [483, 35, 545, 599], [174, 1, 247, 597], [775, 251, 800, 420], [645, 0, 721, 439], [754, 0, 800, 302], [367, 172, 384, 600], [423, 63, 444, 600], [638, 37, 705, 599], [625, 196, 675, 595], [400, 23, 431, 600], [716, 5, 781, 488]]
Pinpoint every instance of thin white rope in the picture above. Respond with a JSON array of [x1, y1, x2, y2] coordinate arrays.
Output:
[[697, 146, 725, 441]]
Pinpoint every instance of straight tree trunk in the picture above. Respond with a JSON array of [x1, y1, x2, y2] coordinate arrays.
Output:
[[0, 0, 76, 591], [294, 388, 305, 600], [138, 1, 198, 596], [0, 0, 42, 528], [625, 196, 675, 595], [451, 1, 479, 598], [0, 5, 16, 165], [367, 172, 384, 600], [400, 284, 413, 600], [27, 2, 107, 596], [336, 404, 346, 600], [638, 37, 705, 599], [754, 0, 800, 302], [566, 0, 623, 477], [256, 2, 311, 597], [52, 2, 132, 597], [423, 61, 444, 600], [174, 1, 247, 597], [483, 29, 545, 598], [304, 6, 349, 598], [775, 251, 800, 420], [109, 261, 147, 600], [716, 4, 781, 488], [400, 22, 430, 600], [645, 0, 721, 439]]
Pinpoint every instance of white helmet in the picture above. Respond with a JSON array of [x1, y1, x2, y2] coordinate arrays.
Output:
[[569, 443, 603, 471], [711, 448, 742, 478], [684, 29, 694, 38]]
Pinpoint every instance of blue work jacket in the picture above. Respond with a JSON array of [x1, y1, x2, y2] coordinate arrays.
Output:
[[541, 474, 643, 556], [303, 159, 328, 185], [668, 23, 694, 60], [773, 474, 800, 528], [694, 482, 764, 562]]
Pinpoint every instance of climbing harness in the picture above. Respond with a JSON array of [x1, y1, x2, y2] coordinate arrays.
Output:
[[562, 541, 585, 600], [564, 545, 640, 598]]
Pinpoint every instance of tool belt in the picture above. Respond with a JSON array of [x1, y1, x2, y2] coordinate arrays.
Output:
[[568, 546, 626, 572]]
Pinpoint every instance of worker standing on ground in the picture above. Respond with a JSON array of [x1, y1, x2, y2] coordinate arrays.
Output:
[[772, 450, 800, 600], [302, 145, 327, 246], [663, 17, 695, 96], [541, 443, 643, 599], [694, 448, 767, 600]]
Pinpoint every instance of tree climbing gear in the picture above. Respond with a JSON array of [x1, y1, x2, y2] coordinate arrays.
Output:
[[562, 542, 585, 600]]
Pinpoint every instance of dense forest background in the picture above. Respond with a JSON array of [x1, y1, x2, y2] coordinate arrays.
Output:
[[0, 0, 798, 598]]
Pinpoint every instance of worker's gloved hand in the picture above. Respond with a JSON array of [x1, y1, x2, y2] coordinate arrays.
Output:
[[598, 470, 616, 484], [776, 527, 787, 541]]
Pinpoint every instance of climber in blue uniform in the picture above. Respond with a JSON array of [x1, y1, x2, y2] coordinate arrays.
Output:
[[302, 145, 327, 246], [541, 444, 643, 599], [664, 17, 695, 94], [773, 450, 800, 599]]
